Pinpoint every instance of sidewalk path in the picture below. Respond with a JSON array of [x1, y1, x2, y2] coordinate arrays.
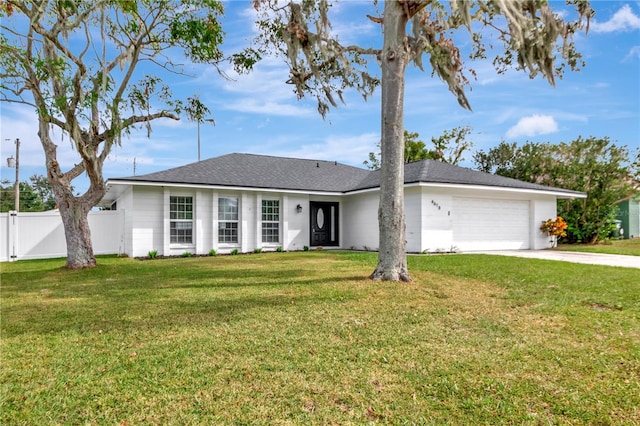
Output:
[[473, 250, 640, 269]]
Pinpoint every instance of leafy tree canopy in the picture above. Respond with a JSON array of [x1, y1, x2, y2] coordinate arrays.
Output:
[[364, 126, 473, 170], [243, 0, 593, 117], [0, 0, 227, 268], [1, 174, 59, 212]]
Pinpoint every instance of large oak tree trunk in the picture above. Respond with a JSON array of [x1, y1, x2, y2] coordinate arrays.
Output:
[[39, 120, 103, 269], [58, 201, 96, 269], [370, 1, 411, 282]]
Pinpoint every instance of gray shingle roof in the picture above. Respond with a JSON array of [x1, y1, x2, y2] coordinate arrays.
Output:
[[107, 153, 584, 196], [352, 159, 583, 195], [111, 153, 371, 193]]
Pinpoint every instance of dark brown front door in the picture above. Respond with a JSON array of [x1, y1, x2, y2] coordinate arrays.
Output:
[[310, 202, 339, 246]]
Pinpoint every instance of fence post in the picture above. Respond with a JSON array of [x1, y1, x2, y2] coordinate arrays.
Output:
[[8, 210, 17, 261]]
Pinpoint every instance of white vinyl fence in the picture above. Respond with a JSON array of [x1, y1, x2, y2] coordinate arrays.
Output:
[[0, 210, 124, 262]]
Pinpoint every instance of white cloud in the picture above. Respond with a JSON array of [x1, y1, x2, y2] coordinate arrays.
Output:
[[1, 105, 48, 168], [250, 132, 380, 167], [210, 57, 315, 117], [624, 46, 640, 61], [553, 112, 588, 123], [224, 99, 314, 117], [591, 4, 640, 33], [505, 115, 559, 139]]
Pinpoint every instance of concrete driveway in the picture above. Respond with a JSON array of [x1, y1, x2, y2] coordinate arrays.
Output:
[[474, 250, 640, 269]]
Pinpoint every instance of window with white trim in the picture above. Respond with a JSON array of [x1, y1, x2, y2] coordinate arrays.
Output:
[[218, 197, 238, 243], [261, 199, 280, 243], [170, 196, 193, 244]]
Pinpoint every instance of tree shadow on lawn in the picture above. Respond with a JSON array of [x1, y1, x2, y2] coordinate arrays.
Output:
[[160, 272, 368, 291], [1, 261, 364, 292], [1, 274, 369, 338]]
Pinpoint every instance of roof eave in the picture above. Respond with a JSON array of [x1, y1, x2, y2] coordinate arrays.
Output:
[[103, 179, 346, 196], [345, 181, 585, 198], [103, 177, 586, 201], [415, 182, 586, 198]]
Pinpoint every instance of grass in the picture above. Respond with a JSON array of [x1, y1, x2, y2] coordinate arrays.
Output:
[[1, 252, 639, 424], [556, 238, 640, 256]]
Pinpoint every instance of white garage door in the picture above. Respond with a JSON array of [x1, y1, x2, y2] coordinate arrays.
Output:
[[452, 197, 530, 251]]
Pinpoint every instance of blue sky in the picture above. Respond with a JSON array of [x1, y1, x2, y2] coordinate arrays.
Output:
[[1, 1, 639, 194]]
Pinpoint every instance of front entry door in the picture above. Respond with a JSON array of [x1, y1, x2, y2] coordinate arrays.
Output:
[[310, 202, 339, 246]]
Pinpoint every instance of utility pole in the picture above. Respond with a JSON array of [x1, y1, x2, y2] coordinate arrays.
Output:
[[185, 95, 214, 162], [13, 138, 19, 212], [197, 118, 215, 162], [5, 138, 20, 212]]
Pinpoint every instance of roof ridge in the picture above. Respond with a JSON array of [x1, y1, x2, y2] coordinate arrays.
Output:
[[230, 152, 353, 167], [418, 158, 433, 179]]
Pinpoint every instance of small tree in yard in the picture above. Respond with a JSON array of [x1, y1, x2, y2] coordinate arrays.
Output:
[[0, 1, 225, 268], [247, 0, 592, 281], [540, 216, 568, 247]]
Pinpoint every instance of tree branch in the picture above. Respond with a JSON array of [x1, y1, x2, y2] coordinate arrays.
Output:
[[64, 162, 87, 182], [120, 111, 179, 129]]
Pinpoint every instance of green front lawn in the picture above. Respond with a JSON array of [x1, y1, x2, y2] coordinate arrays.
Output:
[[2, 252, 639, 424], [556, 238, 640, 256]]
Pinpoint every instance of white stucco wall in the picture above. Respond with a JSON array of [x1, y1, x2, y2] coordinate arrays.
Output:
[[285, 194, 310, 251], [342, 191, 379, 251], [343, 185, 558, 254], [116, 186, 134, 256], [418, 185, 559, 252], [530, 196, 559, 249], [420, 187, 454, 253], [340, 185, 558, 253], [126, 186, 163, 257], [116, 185, 335, 257], [114, 182, 561, 258], [405, 187, 424, 253], [195, 190, 212, 255]]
